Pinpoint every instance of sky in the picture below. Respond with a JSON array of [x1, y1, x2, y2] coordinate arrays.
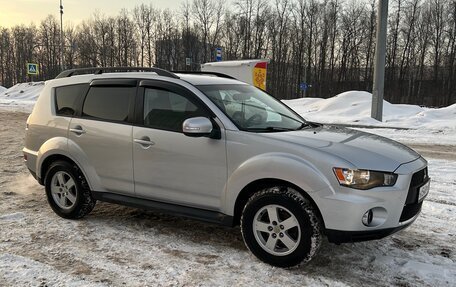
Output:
[[0, 0, 185, 28]]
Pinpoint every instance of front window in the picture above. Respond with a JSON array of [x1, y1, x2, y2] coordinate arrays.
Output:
[[143, 88, 207, 132], [197, 84, 306, 132]]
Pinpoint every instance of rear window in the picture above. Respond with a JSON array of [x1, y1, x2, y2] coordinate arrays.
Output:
[[55, 84, 88, 116], [82, 86, 135, 122]]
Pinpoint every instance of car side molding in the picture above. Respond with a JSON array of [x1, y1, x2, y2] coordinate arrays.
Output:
[[91, 191, 234, 226]]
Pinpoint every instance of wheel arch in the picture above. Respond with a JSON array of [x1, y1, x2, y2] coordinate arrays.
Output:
[[41, 154, 75, 183], [232, 178, 326, 229]]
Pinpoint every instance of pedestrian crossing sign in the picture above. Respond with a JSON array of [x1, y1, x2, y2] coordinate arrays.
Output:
[[27, 63, 39, 75]]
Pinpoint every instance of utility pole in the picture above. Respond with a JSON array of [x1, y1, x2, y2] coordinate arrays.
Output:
[[371, 0, 388, 121], [60, 0, 64, 71]]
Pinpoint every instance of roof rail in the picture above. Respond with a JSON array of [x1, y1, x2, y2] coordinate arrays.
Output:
[[172, 71, 236, 80], [55, 67, 179, 79]]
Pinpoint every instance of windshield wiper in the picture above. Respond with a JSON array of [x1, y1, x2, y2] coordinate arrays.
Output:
[[244, 126, 296, 132], [297, 122, 312, 130]]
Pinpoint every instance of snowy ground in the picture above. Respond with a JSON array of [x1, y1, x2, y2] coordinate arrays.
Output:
[[283, 91, 456, 146], [0, 85, 455, 286]]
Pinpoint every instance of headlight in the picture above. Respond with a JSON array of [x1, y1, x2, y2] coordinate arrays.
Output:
[[333, 168, 397, 190]]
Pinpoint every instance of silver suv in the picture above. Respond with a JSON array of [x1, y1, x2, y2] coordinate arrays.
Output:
[[23, 67, 430, 267]]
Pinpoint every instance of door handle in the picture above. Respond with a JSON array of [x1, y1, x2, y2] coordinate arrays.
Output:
[[70, 126, 86, 135], [134, 137, 155, 148]]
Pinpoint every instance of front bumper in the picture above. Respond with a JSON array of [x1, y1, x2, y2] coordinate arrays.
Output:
[[313, 157, 428, 240], [325, 204, 421, 244]]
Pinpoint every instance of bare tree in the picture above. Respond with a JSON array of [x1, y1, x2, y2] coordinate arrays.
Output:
[[192, 0, 218, 62], [0, 0, 455, 107]]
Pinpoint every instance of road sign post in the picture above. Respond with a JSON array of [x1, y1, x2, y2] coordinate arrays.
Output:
[[215, 48, 222, 62]]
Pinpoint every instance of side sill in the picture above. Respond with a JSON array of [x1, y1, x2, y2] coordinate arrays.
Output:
[[91, 191, 234, 227]]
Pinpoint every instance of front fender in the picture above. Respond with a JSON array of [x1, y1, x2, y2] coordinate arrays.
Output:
[[223, 152, 334, 216]]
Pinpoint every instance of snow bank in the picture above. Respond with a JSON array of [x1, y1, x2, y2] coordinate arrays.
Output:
[[0, 82, 44, 112], [284, 91, 456, 130], [0, 86, 7, 93]]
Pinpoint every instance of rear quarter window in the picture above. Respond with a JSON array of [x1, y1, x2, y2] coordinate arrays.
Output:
[[55, 84, 88, 116]]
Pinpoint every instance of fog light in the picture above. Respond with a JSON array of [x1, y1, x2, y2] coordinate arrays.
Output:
[[362, 209, 373, 226]]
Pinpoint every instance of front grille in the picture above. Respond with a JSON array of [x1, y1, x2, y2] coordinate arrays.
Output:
[[400, 167, 428, 222], [405, 167, 428, 204], [400, 202, 423, 222]]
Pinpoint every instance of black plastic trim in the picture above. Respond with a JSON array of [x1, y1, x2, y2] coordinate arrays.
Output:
[[400, 201, 423, 222], [28, 168, 37, 180], [325, 219, 415, 244], [92, 191, 234, 226], [55, 67, 179, 79], [27, 168, 43, 185], [90, 79, 137, 87]]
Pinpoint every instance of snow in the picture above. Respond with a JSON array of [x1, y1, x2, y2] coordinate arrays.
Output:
[[283, 91, 456, 145], [0, 254, 105, 287], [284, 91, 456, 130], [0, 86, 7, 93], [0, 156, 454, 286], [0, 82, 44, 112]]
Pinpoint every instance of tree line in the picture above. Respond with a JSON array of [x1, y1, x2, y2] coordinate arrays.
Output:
[[1, 0, 455, 106]]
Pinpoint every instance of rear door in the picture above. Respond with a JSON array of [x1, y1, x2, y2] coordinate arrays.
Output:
[[132, 80, 227, 211], [68, 79, 137, 195]]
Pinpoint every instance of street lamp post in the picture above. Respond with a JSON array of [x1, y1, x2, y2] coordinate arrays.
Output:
[[371, 0, 388, 121], [60, 0, 64, 71]]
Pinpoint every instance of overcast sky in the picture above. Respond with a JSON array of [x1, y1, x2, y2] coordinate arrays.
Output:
[[0, 0, 185, 28]]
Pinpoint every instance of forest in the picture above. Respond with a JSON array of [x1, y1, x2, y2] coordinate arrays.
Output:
[[1, 0, 455, 106]]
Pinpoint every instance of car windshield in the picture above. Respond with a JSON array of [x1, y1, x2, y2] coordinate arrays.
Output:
[[197, 84, 307, 132]]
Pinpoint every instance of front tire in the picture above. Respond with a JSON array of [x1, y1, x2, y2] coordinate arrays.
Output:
[[44, 160, 96, 219], [241, 186, 321, 267]]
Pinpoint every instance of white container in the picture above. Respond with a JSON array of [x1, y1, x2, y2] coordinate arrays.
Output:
[[201, 59, 269, 90]]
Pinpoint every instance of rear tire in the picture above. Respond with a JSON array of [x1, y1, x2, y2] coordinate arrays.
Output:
[[241, 186, 321, 267], [44, 160, 96, 219]]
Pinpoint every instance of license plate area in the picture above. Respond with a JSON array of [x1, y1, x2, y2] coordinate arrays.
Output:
[[418, 180, 430, 202]]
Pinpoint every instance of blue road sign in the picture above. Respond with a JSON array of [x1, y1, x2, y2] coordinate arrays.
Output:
[[216, 48, 222, 62], [299, 82, 308, 91], [27, 63, 39, 75]]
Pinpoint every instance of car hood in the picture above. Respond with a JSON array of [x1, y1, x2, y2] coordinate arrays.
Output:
[[260, 125, 420, 172]]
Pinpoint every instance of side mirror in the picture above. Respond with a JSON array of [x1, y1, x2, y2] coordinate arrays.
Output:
[[182, 117, 213, 137]]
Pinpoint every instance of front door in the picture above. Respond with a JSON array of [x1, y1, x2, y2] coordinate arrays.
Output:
[[133, 82, 227, 211]]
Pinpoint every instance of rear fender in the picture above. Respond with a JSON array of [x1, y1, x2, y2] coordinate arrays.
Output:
[[36, 137, 101, 191]]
